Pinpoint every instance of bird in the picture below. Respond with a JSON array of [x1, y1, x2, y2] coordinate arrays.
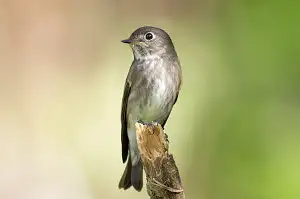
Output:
[[118, 26, 182, 191]]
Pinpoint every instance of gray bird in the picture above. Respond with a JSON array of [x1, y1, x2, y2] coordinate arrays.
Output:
[[118, 26, 182, 191]]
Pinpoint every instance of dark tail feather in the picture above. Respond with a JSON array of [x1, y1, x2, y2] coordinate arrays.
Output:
[[118, 156, 132, 190], [131, 160, 143, 191], [119, 156, 143, 191]]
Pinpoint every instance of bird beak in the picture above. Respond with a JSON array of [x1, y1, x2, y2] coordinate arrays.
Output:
[[121, 38, 132, 44]]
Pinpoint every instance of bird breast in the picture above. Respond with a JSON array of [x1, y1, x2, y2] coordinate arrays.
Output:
[[135, 60, 176, 115], [145, 59, 175, 100]]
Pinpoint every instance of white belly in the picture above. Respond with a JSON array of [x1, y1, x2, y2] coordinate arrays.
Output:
[[128, 77, 174, 125]]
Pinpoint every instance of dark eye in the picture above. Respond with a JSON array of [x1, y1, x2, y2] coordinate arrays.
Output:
[[145, 32, 154, 41]]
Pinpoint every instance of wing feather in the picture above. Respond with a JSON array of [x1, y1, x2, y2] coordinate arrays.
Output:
[[121, 81, 131, 163]]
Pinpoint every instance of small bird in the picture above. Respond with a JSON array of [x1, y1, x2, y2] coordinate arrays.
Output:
[[118, 26, 182, 191]]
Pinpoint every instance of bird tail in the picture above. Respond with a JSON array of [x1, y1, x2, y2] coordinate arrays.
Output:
[[118, 156, 143, 191]]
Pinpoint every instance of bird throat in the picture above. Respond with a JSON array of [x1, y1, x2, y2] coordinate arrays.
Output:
[[133, 45, 167, 61]]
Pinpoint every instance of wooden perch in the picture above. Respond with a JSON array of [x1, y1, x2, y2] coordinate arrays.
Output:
[[135, 121, 185, 199]]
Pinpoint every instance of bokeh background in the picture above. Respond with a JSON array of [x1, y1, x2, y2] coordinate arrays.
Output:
[[0, 0, 299, 199]]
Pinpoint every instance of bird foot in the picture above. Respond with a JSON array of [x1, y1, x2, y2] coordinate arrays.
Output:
[[164, 133, 169, 143]]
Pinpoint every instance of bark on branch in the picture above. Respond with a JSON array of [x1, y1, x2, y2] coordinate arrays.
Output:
[[135, 121, 185, 199]]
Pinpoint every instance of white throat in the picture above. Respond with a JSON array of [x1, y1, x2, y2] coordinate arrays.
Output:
[[133, 45, 167, 61]]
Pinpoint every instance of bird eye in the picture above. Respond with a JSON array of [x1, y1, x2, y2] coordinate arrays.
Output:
[[144, 32, 154, 41]]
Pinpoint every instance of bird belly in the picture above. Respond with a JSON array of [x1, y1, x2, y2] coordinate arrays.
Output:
[[129, 79, 174, 125]]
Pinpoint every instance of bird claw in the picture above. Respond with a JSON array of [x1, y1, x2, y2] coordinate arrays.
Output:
[[136, 119, 145, 125], [152, 120, 160, 126], [164, 133, 169, 143]]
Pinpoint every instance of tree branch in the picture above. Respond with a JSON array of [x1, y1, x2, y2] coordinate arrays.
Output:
[[135, 121, 185, 199]]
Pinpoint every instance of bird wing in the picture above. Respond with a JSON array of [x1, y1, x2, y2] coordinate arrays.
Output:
[[161, 91, 179, 128], [161, 60, 182, 128], [121, 80, 131, 163]]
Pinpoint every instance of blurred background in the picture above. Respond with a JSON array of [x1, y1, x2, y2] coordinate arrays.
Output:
[[0, 0, 299, 199]]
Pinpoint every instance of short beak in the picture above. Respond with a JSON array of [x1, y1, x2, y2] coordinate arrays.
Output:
[[121, 38, 132, 44]]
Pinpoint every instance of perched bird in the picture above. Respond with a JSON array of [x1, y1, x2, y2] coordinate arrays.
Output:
[[119, 26, 182, 191]]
